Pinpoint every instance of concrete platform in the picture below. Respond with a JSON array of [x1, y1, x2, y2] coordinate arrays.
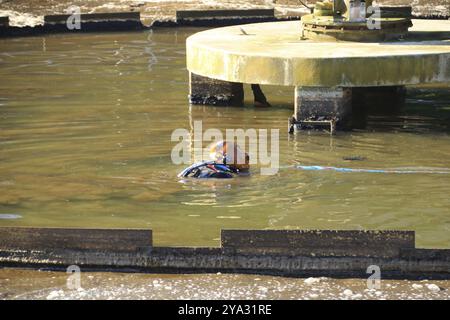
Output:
[[186, 19, 450, 87], [187, 19, 449, 131]]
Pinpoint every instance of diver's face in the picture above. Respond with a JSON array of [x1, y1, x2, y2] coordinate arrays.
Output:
[[210, 141, 250, 171], [229, 154, 250, 172]]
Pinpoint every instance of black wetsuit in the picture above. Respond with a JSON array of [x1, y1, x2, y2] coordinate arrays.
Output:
[[178, 161, 241, 179]]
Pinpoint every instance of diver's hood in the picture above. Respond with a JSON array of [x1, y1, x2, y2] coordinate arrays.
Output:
[[209, 140, 249, 171]]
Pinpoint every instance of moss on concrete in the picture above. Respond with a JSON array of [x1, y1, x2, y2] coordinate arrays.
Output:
[[186, 20, 450, 87]]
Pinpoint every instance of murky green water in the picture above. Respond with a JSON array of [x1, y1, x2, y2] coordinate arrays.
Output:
[[0, 29, 450, 251]]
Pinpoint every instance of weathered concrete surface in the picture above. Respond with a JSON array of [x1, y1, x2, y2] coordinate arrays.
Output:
[[189, 72, 244, 106], [0, 227, 152, 252], [0, 228, 449, 279], [291, 85, 406, 129], [0, 16, 9, 27], [294, 87, 352, 126], [301, 15, 413, 42], [407, 19, 450, 40], [382, 0, 450, 19], [186, 20, 450, 87], [189, 73, 271, 107], [379, 5, 413, 18], [0, 12, 144, 37], [43, 12, 143, 32], [44, 11, 141, 25], [175, 9, 277, 27], [221, 229, 415, 258], [0, 244, 449, 279]]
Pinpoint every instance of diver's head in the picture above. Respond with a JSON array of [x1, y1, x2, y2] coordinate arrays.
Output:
[[209, 140, 250, 172]]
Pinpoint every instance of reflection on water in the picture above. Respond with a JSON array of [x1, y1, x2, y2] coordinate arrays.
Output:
[[0, 29, 450, 249]]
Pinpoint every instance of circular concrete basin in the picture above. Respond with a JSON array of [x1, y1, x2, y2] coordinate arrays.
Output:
[[186, 20, 450, 87]]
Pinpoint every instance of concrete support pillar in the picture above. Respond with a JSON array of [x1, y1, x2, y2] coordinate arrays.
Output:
[[189, 72, 244, 106], [293, 86, 352, 131], [291, 86, 406, 132]]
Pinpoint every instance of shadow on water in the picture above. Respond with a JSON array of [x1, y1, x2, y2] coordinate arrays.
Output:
[[255, 84, 450, 134], [352, 87, 450, 133]]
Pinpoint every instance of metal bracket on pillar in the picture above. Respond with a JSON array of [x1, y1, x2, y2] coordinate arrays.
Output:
[[289, 116, 336, 134]]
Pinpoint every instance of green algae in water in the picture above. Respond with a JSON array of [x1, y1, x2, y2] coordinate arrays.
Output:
[[0, 30, 449, 249]]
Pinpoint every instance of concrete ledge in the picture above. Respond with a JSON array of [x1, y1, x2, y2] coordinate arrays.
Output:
[[400, 248, 450, 261], [189, 72, 244, 106], [43, 12, 142, 33], [0, 10, 298, 38], [177, 9, 275, 20], [0, 16, 9, 28], [0, 12, 144, 38], [221, 229, 415, 258], [0, 228, 448, 279], [380, 6, 412, 18], [175, 9, 276, 27], [407, 19, 450, 41], [0, 227, 152, 252], [44, 12, 141, 25]]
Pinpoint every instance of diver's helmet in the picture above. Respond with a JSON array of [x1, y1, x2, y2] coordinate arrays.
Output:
[[208, 140, 250, 172]]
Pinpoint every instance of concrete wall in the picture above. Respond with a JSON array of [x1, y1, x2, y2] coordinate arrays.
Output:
[[0, 227, 449, 279], [0, 227, 152, 252]]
